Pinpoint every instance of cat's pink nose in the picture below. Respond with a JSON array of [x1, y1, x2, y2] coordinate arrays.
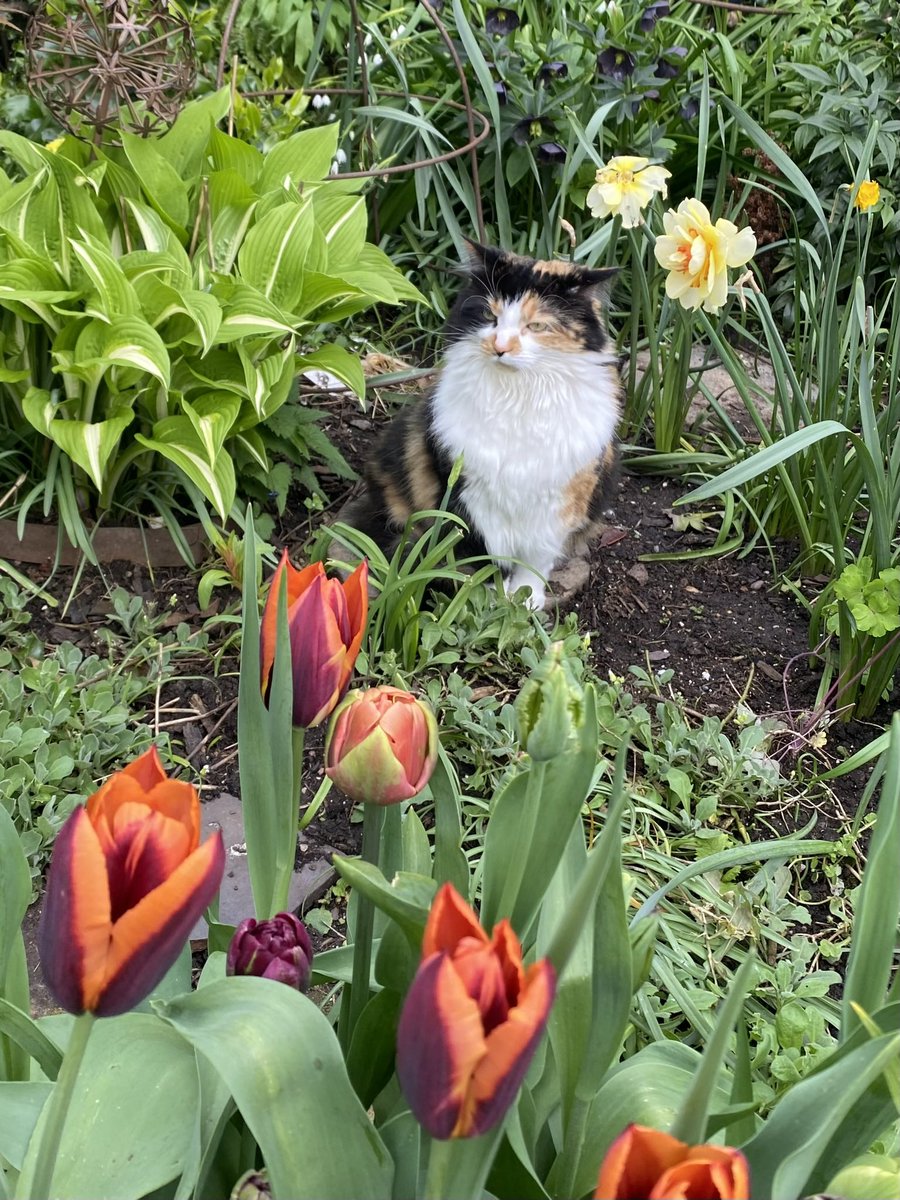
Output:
[[494, 332, 518, 354]]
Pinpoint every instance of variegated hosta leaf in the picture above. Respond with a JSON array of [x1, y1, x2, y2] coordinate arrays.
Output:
[[128, 276, 222, 353], [312, 192, 367, 271], [206, 171, 258, 274], [121, 131, 190, 235], [237, 197, 315, 313], [337, 243, 426, 306], [182, 393, 242, 463], [292, 271, 368, 321], [238, 343, 297, 423], [208, 127, 263, 186], [135, 418, 236, 519], [0, 258, 76, 328], [124, 200, 193, 277], [295, 345, 365, 401], [70, 237, 141, 318], [101, 317, 171, 386], [216, 283, 298, 342], [257, 124, 342, 194], [22, 387, 133, 493]]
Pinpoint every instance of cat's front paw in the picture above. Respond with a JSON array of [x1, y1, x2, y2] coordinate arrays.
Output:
[[505, 571, 547, 611]]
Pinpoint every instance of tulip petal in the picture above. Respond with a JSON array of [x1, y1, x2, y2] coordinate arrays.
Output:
[[93, 833, 225, 1016], [260, 554, 323, 693], [423, 884, 487, 957], [103, 806, 194, 921], [38, 806, 113, 1015], [396, 952, 487, 1139], [121, 746, 168, 791], [463, 959, 554, 1136], [288, 574, 351, 727], [89, 778, 199, 859], [595, 1125, 690, 1199]]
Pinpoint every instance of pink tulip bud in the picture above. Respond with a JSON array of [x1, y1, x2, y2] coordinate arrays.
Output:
[[325, 686, 438, 806]]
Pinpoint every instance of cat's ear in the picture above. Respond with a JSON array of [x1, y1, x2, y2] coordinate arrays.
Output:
[[461, 239, 500, 271], [573, 266, 619, 298]]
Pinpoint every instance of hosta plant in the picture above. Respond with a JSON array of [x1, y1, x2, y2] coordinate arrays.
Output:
[[0, 89, 420, 555]]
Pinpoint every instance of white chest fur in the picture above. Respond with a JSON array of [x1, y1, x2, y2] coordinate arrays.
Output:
[[431, 340, 620, 600]]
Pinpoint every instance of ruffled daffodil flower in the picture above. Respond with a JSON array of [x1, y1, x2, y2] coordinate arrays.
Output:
[[586, 155, 671, 228], [654, 197, 756, 314], [853, 180, 880, 211]]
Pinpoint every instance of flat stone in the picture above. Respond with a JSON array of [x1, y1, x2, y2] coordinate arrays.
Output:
[[191, 794, 338, 941], [550, 556, 590, 603]]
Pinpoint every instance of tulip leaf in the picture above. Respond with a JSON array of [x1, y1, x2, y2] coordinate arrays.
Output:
[[0, 1081, 51, 1170], [0, 998, 62, 1081], [16, 1014, 199, 1200], [481, 684, 599, 935], [332, 859, 437, 942], [429, 748, 470, 896], [347, 987, 401, 1108], [379, 1112, 421, 1200], [0, 804, 31, 1082], [157, 977, 394, 1200], [742, 1032, 900, 1200], [841, 713, 900, 1040]]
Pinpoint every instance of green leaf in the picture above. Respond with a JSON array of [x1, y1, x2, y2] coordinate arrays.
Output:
[[841, 714, 900, 1038], [156, 977, 394, 1200], [121, 131, 190, 233], [0, 1081, 51, 1170], [346, 988, 401, 1108], [678, 422, 848, 506], [332, 859, 436, 942], [136, 417, 235, 519], [313, 192, 367, 269], [742, 1032, 900, 1200], [69, 237, 141, 317], [429, 748, 470, 895], [237, 197, 315, 311], [296, 344, 365, 400], [16, 1014, 200, 1200], [217, 283, 296, 340], [157, 89, 229, 182], [258, 124, 340, 193], [209, 126, 263, 183], [100, 316, 171, 386], [23, 389, 133, 494], [0, 998, 62, 1081]]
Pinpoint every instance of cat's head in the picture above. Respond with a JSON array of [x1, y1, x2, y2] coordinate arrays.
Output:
[[444, 242, 617, 368]]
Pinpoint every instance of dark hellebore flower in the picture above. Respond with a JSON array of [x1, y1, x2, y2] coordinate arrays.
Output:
[[536, 60, 568, 85], [640, 1, 670, 32], [484, 7, 519, 35], [512, 115, 556, 146], [494, 79, 509, 104], [226, 912, 314, 991], [680, 94, 715, 120], [597, 46, 636, 81]]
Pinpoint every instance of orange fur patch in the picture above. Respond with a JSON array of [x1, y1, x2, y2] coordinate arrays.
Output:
[[533, 259, 579, 277], [404, 432, 440, 510], [561, 465, 598, 527]]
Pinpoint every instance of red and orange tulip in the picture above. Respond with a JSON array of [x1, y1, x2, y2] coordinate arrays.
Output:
[[39, 748, 225, 1017], [325, 685, 438, 805], [260, 553, 368, 729], [396, 883, 555, 1139], [594, 1124, 750, 1200]]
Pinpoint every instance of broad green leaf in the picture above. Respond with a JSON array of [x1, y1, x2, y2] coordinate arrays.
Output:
[[101, 316, 171, 386], [332, 859, 436, 941], [182, 393, 242, 463], [121, 131, 190, 233], [339, 243, 426, 306], [258, 124, 340, 193], [313, 192, 367, 269], [136, 417, 236, 519], [22, 389, 133, 493], [346, 988, 401, 1108], [293, 269, 367, 319], [157, 89, 229, 182], [237, 197, 315, 311], [217, 283, 296, 340], [296, 344, 365, 400], [0, 998, 62, 1082], [826, 1154, 900, 1200], [16, 1014, 200, 1200], [742, 1032, 900, 1200], [0, 805, 31, 992], [207, 170, 258, 271], [237, 343, 296, 422], [0, 1081, 51, 1170], [841, 714, 900, 1038], [209, 127, 263, 184], [69, 237, 141, 317], [156, 977, 394, 1200], [429, 748, 470, 895]]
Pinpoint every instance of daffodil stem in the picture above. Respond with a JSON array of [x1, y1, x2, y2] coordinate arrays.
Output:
[[25, 1010, 96, 1200], [343, 802, 383, 1052]]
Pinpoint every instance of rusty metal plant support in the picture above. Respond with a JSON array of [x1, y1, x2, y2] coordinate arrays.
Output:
[[26, 0, 195, 141], [215, 0, 489, 241]]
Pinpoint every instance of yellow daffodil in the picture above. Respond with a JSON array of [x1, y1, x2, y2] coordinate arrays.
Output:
[[654, 197, 757, 314], [853, 180, 880, 211], [45, 138, 65, 153], [586, 155, 671, 228]]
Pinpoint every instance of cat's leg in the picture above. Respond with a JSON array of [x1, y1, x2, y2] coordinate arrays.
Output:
[[504, 567, 549, 610]]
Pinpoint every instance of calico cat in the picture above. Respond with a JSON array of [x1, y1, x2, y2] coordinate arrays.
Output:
[[332, 242, 622, 609]]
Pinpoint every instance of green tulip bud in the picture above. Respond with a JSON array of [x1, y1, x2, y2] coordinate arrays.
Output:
[[516, 642, 585, 761]]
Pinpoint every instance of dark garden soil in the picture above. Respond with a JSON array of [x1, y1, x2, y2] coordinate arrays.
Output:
[[12, 386, 890, 1010]]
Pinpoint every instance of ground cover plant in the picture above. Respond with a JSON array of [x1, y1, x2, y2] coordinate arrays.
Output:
[[0, 0, 899, 1196]]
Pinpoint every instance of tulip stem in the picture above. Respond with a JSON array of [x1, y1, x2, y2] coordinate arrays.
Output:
[[25, 1010, 96, 1200], [343, 802, 383, 1051]]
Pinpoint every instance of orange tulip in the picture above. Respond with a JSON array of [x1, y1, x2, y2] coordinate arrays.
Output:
[[396, 883, 555, 1139], [594, 1124, 750, 1200], [39, 748, 225, 1017], [260, 553, 368, 728]]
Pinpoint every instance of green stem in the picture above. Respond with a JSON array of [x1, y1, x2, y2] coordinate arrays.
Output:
[[343, 803, 383, 1050], [25, 1011, 96, 1200], [549, 1094, 591, 1200], [423, 1127, 506, 1200]]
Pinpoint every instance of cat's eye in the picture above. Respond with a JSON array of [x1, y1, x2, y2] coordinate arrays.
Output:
[[527, 320, 550, 333]]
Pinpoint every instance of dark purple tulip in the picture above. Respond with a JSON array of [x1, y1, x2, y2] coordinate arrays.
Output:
[[536, 61, 568, 85], [597, 46, 636, 80], [512, 115, 555, 145], [536, 141, 567, 164], [640, 1, 669, 31], [226, 912, 313, 991], [485, 7, 519, 34]]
